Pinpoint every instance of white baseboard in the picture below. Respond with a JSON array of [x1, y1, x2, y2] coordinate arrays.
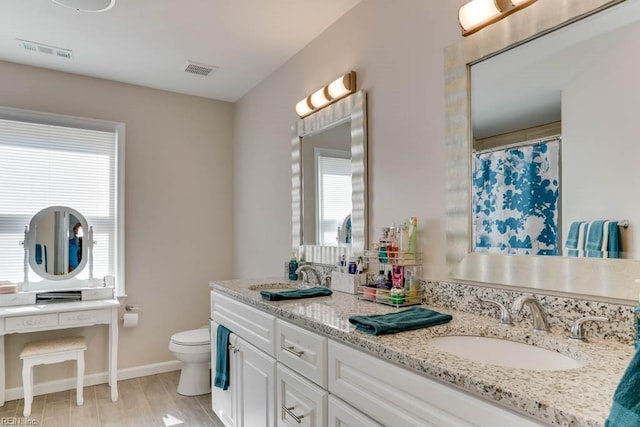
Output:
[[6, 360, 183, 402]]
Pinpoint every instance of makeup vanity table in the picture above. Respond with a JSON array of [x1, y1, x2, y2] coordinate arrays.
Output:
[[0, 205, 122, 405], [0, 294, 119, 405]]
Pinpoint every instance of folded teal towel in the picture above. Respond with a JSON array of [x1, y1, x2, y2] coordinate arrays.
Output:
[[606, 349, 640, 426], [214, 325, 231, 390], [260, 286, 332, 301], [349, 307, 453, 335], [608, 221, 621, 259]]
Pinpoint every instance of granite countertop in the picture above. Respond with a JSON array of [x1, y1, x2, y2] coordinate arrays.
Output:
[[210, 277, 634, 427]]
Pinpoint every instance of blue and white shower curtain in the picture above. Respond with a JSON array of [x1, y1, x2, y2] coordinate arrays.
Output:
[[472, 140, 560, 255]]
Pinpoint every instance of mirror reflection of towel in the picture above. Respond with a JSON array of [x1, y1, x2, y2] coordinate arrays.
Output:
[[565, 222, 585, 257], [585, 220, 607, 258]]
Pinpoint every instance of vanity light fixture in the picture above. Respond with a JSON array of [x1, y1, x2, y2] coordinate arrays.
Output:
[[295, 71, 356, 118], [459, 0, 537, 36]]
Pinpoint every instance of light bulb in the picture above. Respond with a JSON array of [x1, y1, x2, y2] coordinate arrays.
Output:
[[458, 0, 501, 31]]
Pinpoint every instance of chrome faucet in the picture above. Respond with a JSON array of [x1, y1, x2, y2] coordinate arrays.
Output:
[[295, 265, 322, 287], [511, 295, 550, 332]]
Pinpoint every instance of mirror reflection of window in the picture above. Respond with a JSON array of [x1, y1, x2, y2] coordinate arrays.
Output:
[[315, 148, 352, 245]]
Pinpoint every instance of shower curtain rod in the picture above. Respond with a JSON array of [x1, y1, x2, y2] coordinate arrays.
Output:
[[473, 134, 561, 155]]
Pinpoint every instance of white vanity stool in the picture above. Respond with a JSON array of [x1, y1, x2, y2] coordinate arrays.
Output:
[[20, 336, 86, 416]]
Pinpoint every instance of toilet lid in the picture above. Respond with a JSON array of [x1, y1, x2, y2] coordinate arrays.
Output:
[[171, 329, 210, 346]]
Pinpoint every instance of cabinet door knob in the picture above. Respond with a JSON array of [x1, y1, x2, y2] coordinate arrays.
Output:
[[282, 406, 304, 423], [281, 345, 305, 357]]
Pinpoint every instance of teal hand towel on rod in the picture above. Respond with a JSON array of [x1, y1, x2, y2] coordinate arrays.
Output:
[[260, 287, 332, 301], [349, 307, 453, 335], [606, 349, 640, 426], [214, 325, 231, 390]]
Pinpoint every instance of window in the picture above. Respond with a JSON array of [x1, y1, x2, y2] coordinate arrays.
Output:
[[0, 106, 125, 294], [315, 148, 351, 245]]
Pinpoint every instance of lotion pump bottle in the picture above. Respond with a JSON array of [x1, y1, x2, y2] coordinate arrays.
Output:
[[288, 252, 299, 281]]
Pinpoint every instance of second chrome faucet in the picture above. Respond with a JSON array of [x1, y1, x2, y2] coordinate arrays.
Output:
[[511, 295, 550, 332]]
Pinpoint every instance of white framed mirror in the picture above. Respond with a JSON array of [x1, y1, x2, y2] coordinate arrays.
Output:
[[292, 90, 367, 264], [445, 0, 639, 303]]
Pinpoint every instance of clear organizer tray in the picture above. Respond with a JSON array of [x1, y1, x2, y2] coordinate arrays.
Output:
[[357, 283, 424, 308]]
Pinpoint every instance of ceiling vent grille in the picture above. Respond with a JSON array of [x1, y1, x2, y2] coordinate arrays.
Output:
[[184, 61, 218, 77], [17, 39, 73, 60]]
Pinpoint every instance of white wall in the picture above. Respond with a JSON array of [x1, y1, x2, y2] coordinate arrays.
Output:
[[233, 0, 464, 280], [0, 60, 234, 387], [563, 23, 640, 257]]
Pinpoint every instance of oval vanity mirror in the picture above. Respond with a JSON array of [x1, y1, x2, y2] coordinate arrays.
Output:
[[27, 206, 89, 280]]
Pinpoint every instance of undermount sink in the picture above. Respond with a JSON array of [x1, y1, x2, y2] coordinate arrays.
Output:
[[427, 336, 583, 371]]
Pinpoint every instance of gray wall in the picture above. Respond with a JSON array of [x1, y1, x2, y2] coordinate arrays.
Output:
[[0, 59, 234, 387], [233, 0, 464, 279]]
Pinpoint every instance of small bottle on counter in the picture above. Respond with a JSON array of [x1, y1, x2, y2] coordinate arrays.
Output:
[[288, 252, 298, 281]]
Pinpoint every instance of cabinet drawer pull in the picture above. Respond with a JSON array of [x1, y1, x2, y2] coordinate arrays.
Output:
[[281, 345, 304, 357], [282, 406, 304, 423]]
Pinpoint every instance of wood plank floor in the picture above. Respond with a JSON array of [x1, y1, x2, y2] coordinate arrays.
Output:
[[0, 371, 225, 426]]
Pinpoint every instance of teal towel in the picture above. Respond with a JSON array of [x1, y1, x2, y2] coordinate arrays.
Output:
[[586, 220, 607, 257], [214, 325, 231, 390], [349, 307, 453, 336], [608, 221, 621, 259], [606, 349, 640, 426], [566, 221, 584, 257], [260, 286, 332, 301]]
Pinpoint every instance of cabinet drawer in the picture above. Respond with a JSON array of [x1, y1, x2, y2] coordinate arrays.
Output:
[[328, 341, 544, 427], [60, 309, 110, 326], [328, 395, 382, 427], [5, 314, 58, 332], [277, 364, 327, 427], [212, 291, 276, 356], [276, 320, 327, 387]]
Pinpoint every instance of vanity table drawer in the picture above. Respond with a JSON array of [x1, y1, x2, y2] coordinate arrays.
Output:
[[5, 314, 58, 332], [276, 320, 327, 387], [60, 309, 110, 325]]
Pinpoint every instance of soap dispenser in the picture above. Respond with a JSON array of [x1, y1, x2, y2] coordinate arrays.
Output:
[[288, 252, 299, 281]]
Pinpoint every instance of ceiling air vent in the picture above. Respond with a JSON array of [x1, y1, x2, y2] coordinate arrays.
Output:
[[184, 61, 218, 77], [17, 39, 73, 60]]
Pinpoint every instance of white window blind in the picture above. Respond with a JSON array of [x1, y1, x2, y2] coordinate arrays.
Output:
[[0, 107, 124, 293], [316, 150, 352, 245]]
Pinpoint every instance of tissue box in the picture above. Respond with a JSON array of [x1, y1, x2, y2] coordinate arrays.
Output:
[[331, 271, 366, 294]]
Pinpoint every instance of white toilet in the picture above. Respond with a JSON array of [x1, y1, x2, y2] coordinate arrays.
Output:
[[169, 328, 211, 396]]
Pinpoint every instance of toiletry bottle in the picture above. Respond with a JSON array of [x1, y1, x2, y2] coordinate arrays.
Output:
[[288, 253, 299, 281], [392, 265, 404, 288], [388, 225, 398, 261], [375, 270, 386, 288]]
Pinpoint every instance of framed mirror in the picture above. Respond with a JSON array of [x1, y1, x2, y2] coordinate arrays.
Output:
[[27, 206, 89, 281], [445, 0, 640, 303], [292, 90, 367, 264]]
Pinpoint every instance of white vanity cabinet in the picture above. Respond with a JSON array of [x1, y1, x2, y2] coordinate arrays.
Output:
[[211, 291, 277, 427], [211, 289, 546, 427]]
